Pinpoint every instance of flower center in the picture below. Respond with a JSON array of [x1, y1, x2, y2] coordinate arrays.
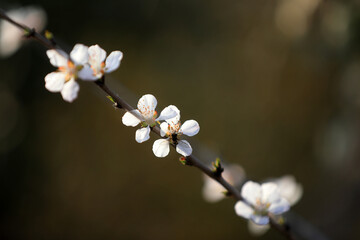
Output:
[[139, 107, 157, 126], [166, 121, 181, 136], [58, 60, 77, 82], [253, 198, 271, 216], [90, 61, 105, 76]]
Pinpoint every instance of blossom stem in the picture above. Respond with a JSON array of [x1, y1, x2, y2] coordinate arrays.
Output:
[[0, 9, 302, 240]]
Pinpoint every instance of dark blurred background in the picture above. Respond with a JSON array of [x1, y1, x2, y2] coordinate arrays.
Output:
[[1, 0, 360, 239]]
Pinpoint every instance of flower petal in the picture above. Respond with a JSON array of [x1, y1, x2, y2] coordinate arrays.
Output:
[[250, 215, 269, 225], [261, 182, 281, 204], [155, 105, 179, 121], [276, 175, 303, 206], [137, 94, 157, 113], [0, 21, 22, 58], [180, 120, 200, 136], [152, 138, 170, 157], [160, 122, 168, 137], [61, 79, 79, 102], [122, 110, 142, 127], [70, 44, 89, 65], [248, 221, 270, 236], [176, 140, 192, 156], [164, 105, 180, 124], [44, 72, 65, 92], [234, 201, 253, 219], [241, 181, 262, 206], [88, 44, 106, 66], [105, 51, 123, 73], [46, 49, 68, 67], [268, 198, 290, 215], [224, 164, 246, 186], [78, 65, 98, 81], [135, 126, 151, 143], [202, 176, 227, 203]]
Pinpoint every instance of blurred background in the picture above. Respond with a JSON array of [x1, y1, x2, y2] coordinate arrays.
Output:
[[1, 0, 360, 239]]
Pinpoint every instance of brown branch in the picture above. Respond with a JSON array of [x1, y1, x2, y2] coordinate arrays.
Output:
[[0, 8, 298, 240]]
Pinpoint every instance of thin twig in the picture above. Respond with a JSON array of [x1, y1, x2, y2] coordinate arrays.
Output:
[[0, 9, 297, 240]]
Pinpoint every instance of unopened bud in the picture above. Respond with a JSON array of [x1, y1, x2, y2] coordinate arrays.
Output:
[[45, 30, 53, 40], [179, 156, 187, 165]]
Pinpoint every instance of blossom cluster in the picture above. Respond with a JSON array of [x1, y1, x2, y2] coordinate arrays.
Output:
[[38, 25, 297, 236], [122, 94, 200, 157], [44, 41, 200, 157], [203, 166, 301, 235], [2, 7, 307, 239], [235, 181, 290, 224], [45, 44, 122, 102]]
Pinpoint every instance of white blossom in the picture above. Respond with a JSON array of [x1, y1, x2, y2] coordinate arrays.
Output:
[[152, 106, 199, 157], [234, 181, 290, 225], [45, 44, 90, 102], [202, 164, 246, 203], [247, 175, 303, 236], [0, 6, 46, 57], [78, 44, 123, 80], [122, 94, 178, 143]]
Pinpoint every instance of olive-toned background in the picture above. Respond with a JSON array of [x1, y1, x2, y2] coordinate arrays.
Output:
[[1, 0, 360, 239]]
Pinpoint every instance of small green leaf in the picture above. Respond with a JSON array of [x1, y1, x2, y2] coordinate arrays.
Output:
[[45, 30, 53, 40], [23, 29, 30, 35], [107, 95, 115, 103], [212, 157, 224, 177], [222, 191, 231, 197]]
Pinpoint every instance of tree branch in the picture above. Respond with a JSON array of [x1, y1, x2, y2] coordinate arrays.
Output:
[[0, 8, 299, 240]]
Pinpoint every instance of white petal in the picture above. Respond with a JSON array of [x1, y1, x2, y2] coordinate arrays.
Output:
[[241, 181, 262, 206], [152, 139, 170, 157], [250, 215, 269, 225], [176, 140, 192, 156], [155, 105, 179, 121], [261, 182, 281, 204], [234, 201, 253, 219], [44, 72, 65, 92], [61, 79, 79, 102], [46, 49, 68, 67], [180, 120, 200, 136], [202, 176, 226, 203], [268, 198, 290, 215], [165, 105, 180, 124], [160, 122, 169, 137], [6, 6, 47, 31], [276, 175, 303, 206], [0, 21, 22, 58], [105, 51, 123, 73], [135, 126, 151, 143], [78, 65, 98, 81], [137, 94, 157, 113], [248, 221, 270, 236], [88, 44, 106, 65], [122, 110, 142, 127], [70, 44, 89, 65], [223, 164, 246, 186], [21, 6, 46, 31]]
